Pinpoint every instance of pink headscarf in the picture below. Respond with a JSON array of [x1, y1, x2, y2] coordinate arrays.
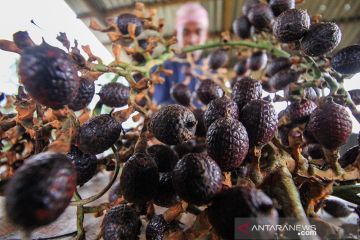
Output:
[[176, 2, 209, 30]]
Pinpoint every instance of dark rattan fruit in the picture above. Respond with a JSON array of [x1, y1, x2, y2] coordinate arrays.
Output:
[[231, 76, 262, 111], [117, 13, 143, 36], [204, 96, 239, 129], [196, 79, 224, 105], [99, 82, 130, 108], [68, 77, 95, 111], [146, 144, 179, 173], [331, 45, 360, 74]]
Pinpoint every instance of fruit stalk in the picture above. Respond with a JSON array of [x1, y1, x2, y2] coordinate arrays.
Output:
[[74, 190, 85, 240]]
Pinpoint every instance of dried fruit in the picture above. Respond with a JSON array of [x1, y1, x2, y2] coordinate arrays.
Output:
[[247, 51, 268, 71], [265, 57, 292, 77], [331, 45, 360, 74], [146, 215, 169, 240], [269, 0, 295, 16], [67, 145, 97, 186], [146, 144, 179, 173], [172, 140, 206, 159], [170, 83, 191, 106], [272, 9, 310, 43], [323, 199, 352, 218], [208, 49, 229, 70], [231, 76, 262, 110], [78, 114, 123, 154], [301, 22, 342, 57], [68, 77, 95, 111], [192, 109, 207, 137], [206, 117, 249, 171], [207, 186, 278, 240], [203, 96, 239, 129], [233, 59, 248, 76], [268, 69, 299, 91], [149, 104, 197, 145], [308, 98, 352, 149], [196, 79, 224, 105], [120, 153, 159, 204], [247, 3, 274, 29], [154, 173, 179, 208], [117, 13, 143, 36], [5, 152, 76, 230], [99, 82, 130, 108], [286, 99, 317, 123], [172, 152, 222, 205], [232, 16, 252, 39], [19, 42, 79, 109], [240, 99, 278, 147], [103, 204, 141, 240]]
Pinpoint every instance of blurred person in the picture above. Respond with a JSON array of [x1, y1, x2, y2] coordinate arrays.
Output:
[[153, 2, 209, 105]]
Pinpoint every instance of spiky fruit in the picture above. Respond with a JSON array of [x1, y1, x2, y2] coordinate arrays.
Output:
[[120, 153, 159, 204], [242, 0, 261, 15], [323, 199, 352, 218], [172, 153, 222, 205], [108, 182, 122, 202], [268, 69, 299, 91], [146, 145, 179, 173], [196, 79, 224, 105], [231, 77, 262, 111], [193, 109, 207, 137], [154, 173, 179, 208], [206, 117, 249, 171], [68, 77, 95, 111], [170, 83, 191, 106], [99, 82, 130, 108], [269, 0, 295, 16], [247, 3, 274, 29], [265, 57, 292, 77], [240, 99, 278, 147], [208, 49, 229, 70], [331, 45, 360, 74], [204, 96, 239, 129], [146, 215, 169, 240], [5, 152, 76, 231], [273, 9, 310, 43], [308, 98, 352, 150], [67, 145, 97, 186], [207, 186, 278, 240], [117, 13, 143, 36], [233, 59, 248, 76], [232, 16, 252, 39], [19, 42, 79, 109], [339, 146, 359, 168], [286, 99, 317, 123], [78, 114, 123, 154], [103, 204, 141, 240], [149, 104, 197, 145], [247, 51, 268, 71], [301, 22, 342, 57]]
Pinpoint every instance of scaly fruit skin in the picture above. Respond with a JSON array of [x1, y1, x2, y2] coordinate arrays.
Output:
[[207, 186, 278, 240], [268, 69, 299, 91], [172, 153, 223, 205], [170, 83, 191, 106], [308, 99, 352, 150], [208, 49, 229, 70], [146, 144, 179, 173], [154, 173, 179, 208], [98, 82, 130, 108], [286, 99, 317, 123], [120, 153, 159, 204], [284, 83, 318, 102], [68, 77, 95, 111], [273, 9, 310, 43], [265, 57, 292, 77], [247, 51, 268, 71], [331, 45, 360, 74], [103, 204, 141, 240], [67, 145, 97, 186], [193, 109, 207, 137], [233, 59, 248, 76], [206, 117, 249, 171], [247, 3, 274, 29], [149, 104, 197, 145], [301, 22, 341, 57], [196, 79, 224, 105], [173, 140, 206, 159], [269, 0, 295, 16], [146, 215, 169, 240], [231, 77, 262, 111], [117, 13, 143, 36], [240, 99, 278, 147], [19, 42, 79, 109], [78, 114, 123, 154], [5, 152, 76, 231], [204, 96, 239, 129], [232, 16, 252, 39]]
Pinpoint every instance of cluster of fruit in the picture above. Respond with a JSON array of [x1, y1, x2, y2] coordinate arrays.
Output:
[[1, 1, 360, 240]]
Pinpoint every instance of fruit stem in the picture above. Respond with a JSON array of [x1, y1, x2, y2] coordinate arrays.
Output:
[[74, 190, 85, 240], [249, 146, 264, 186], [322, 148, 344, 176]]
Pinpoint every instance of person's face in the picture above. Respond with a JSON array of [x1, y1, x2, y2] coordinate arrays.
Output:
[[177, 21, 208, 48]]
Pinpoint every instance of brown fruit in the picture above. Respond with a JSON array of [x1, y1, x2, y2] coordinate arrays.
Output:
[[232, 16, 252, 39], [247, 3, 274, 29], [286, 99, 317, 123], [170, 83, 191, 106], [68, 77, 95, 111], [208, 49, 229, 70], [247, 51, 268, 71], [98, 82, 130, 108], [331, 45, 360, 74], [146, 144, 179, 173], [269, 0, 295, 16], [231, 76, 262, 110], [268, 69, 299, 91], [233, 58, 249, 76], [193, 108, 207, 137], [265, 57, 292, 77], [204, 96, 239, 129], [196, 79, 224, 105]]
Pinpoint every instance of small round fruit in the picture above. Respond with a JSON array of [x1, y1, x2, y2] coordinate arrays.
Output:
[[331, 45, 360, 74], [301, 22, 341, 57], [233, 59, 248, 76], [117, 13, 143, 36], [265, 57, 292, 77], [240, 99, 278, 147], [149, 104, 197, 145], [242, 0, 260, 15], [68, 77, 95, 111], [196, 79, 224, 105], [308, 98, 352, 149], [172, 153, 223, 205], [146, 144, 179, 173], [193, 109, 207, 137], [5, 152, 76, 231], [286, 99, 317, 123], [231, 77, 262, 110], [98, 82, 130, 108], [154, 173, 179, 208], [268, 69, 299, 91], [208, 49, 229, 70], [204, 96, 239, 129], [13, 31, 35, 50], [78, 114, 123, 155], [19, 42, 79, 109], [67, 145, 97, 186], [232, 16, 252, 39], [170, 83, 191, 106], [120, 153, 159, 204], [247, 51, 268, 71], [146, 215, 169, 240], [206, 117, 249, 171], [103, 204, 141, 240], [269, 0, 295, 16], [247, 3, 274, 29]]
